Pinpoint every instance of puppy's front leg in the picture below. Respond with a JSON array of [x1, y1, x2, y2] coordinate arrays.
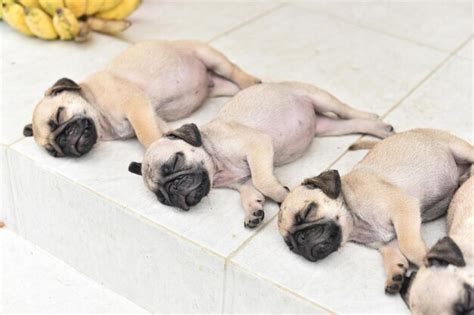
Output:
[[246, 136, 288, 203], [315, 116, 394, 139], [239, 181, 266, 229], [124, 95, 169, 148], [194, 44, 260, 90], [379, 242, 409, 294], [390, 194, 428, 267]]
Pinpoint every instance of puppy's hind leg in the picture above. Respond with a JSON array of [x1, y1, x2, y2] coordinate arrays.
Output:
[[379, 242, 409, 294], [315, 115, 395, 139], [449, 138, 474, 165], [290, 82, 379, 120], [239, 180, 266, 229], [194, 44, 261, 89], [208, 74, 240, 97]]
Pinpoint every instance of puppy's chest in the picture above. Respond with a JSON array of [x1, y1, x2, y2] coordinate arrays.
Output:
[[213, 158, 250, 188], [350, 213, 395, 248]]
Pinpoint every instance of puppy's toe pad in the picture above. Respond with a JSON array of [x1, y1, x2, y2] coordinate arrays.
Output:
[[385, 283, 401, 294], [244, 209, 265, 229]]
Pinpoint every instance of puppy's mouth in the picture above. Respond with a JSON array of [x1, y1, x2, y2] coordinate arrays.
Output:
[[51, 118, 97, 157], [285, 220, 342, 262], [155, 168, 211, 210]]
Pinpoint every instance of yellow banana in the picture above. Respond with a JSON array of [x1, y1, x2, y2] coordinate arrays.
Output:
[[85, 0, 104, 15], [53, 7, 79, 40], [64, 0, 86, 17], [25, 7, 57, 39], [95, 0, 141, 20], [1, 0, 16, 20], [39, 0, 64, 16], [3, 2, 34, 36], [98, 0, 121, 12], [18, 0, 40, 9], [87, 16, 130, 34]]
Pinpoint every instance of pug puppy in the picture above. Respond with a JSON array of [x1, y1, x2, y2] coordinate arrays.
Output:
[[400, 176, 474, 315], [128, 81, 394, 228], [23, 40, 260, 157], [278, 129, 474, 293]]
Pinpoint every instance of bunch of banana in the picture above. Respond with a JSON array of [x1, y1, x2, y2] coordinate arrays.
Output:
[[1, 0, 141, 41]]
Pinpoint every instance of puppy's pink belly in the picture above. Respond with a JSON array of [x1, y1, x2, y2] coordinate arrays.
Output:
[[250, 105, 317, 166], [146, 60, 211, 120], [271, 119, 316, 165]]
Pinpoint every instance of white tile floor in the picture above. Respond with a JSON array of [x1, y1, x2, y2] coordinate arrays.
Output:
[[1, 0, 472, 313]]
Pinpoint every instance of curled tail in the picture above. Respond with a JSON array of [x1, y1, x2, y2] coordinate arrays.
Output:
[[349, 139, 381, 151]]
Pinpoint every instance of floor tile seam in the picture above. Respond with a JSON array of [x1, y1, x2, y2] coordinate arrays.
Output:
[[294, 3, 469, 54], [208, 3, 288, 44]]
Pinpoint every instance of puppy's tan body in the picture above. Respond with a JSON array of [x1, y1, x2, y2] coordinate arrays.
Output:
[[405, 177, 474, 315], [279, 129, 474, 293], [26, 40, 259, 156], [135, 81, 394, 228]]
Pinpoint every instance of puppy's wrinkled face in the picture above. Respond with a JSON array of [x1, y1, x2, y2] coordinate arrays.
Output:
[[402, 237, 473, 315], [278, 170, 346, 262], [25, 78, 98, 157], [404, 266, 473, 315], [139, 124, 213, 211]]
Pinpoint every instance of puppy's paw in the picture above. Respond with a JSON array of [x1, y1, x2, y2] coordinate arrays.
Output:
[[244, 209, 265, 229], [376, 122, 395, 139], [240, 75, 262, 89], [384, 263, 408, 295], [269, 185, 289, 204]]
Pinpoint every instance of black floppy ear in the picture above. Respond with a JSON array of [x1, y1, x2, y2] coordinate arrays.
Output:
[[400, 270, 417, 307], [425, 236, 465, 267], [128, 162, 142, 176], [45, 78, 81, 96], [166, 123, 202, 147], [23, 124, 33, 137], [302, 170, 341, 199]]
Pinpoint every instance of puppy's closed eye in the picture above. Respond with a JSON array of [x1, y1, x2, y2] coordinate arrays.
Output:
[[48, 107, 65, 131], [55, 107, 64, 124], [295, 202, 318, 224]]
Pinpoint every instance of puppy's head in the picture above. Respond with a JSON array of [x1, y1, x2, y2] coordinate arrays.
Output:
[[401, 237, 473, 315], [23, 78, 98, 157], [129, 123, 212, 211], [278, 170, 347, 262]]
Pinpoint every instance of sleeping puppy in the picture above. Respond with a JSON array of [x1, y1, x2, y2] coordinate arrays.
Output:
[[278, 129, 473, 293], [128, 81, 394, 228], [401, 176, 474, 315], [23, 40, 260, 157]]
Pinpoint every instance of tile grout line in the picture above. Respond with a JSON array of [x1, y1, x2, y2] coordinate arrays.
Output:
[[380, 33, 473, 120], [229, 261, 336, 314], [221, 32, 473, 314], [3, 146, 22, 235], [221, 259, 228, 314], [208, 3, 288, 44], [293, 3, 466, 55]]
